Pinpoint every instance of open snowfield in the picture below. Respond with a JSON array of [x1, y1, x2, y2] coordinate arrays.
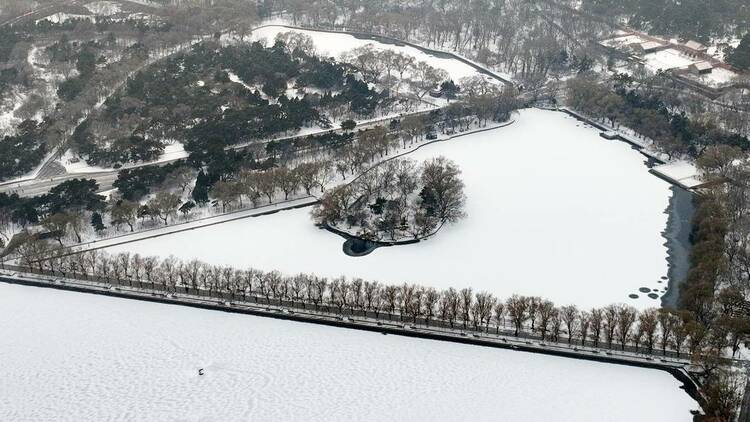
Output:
[[83, 1, 122, 16], [688, 67, 738, 87], [0, 283, 698, 421], [106, 109, 673, 309], [643, 49, 696, 71], [250, 25, 486, 83]]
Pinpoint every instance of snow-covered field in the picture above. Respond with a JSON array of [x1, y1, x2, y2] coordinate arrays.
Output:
[[643, 49, 696, 71], [250, 25, 487, 83], [600, 34, 650, 48], [0, 283, 698, 421], [686, 67, 738, 87], [106, 109, 674, 309], [83, 1, 122, 16]]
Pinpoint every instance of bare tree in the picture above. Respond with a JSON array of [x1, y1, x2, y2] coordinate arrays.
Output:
[[506, 295, 529, 337], [560, 305, 579, 344]]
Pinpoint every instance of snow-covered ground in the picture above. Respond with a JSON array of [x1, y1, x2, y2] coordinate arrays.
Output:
[[652, 161, 703, 189], [600, 34, 650, 48], [250, 25, 486, 83], [0, 90, 25, 136], [37, 12, 95, 24], [685, 67, 738, 87], [0, 282, 699, 421], [707, 37, 741, 62], [643, 49, 696, 71], [106, 109, 674, 309], [83, 1, 122, 16]]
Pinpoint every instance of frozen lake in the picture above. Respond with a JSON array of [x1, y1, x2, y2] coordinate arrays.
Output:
[[0, 283, 698, 421], [106, 109, 674, 309]]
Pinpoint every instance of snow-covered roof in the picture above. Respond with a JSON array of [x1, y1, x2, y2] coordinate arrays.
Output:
[[684, 40, 707, 51], [638, 41, 663, 51], [691, 61, 713, 71]]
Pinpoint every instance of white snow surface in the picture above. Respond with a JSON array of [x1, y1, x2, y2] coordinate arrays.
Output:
[[689, 67, 738, 87], [652, 161, 703, 188], [0, 90, 25, 136], [601, 34, 650, 48], [60, 150, 110, 174], [83, 1, 121, 16], [643, 49, 696, 71], [0, 282, 698, 421], [107, 109, 673, 309], [37, 12, 95, 24], [251, 25, 484, 82]]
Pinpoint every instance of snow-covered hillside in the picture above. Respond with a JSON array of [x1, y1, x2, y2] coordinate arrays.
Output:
[[105, 109, 674, 309], [0, 283, 698, 421]]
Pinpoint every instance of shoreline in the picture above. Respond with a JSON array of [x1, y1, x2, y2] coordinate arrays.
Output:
[[660, 185, 695, 308]]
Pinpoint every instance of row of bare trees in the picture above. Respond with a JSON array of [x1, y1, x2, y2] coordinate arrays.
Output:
[[14, 246, 743, 362]]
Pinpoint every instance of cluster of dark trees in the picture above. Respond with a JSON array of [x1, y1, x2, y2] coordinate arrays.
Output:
[[0, 172, 199, 247], [313, 157, 466, 241], [112, 161, 192, 201], [579, 0, 748, 42], [0, 26, 23, 64], [73, 38, 385, 169], [266, 131, 354, 159], [727, 33, 750, 71], [52, 37, 109, 101], [0, 120, 47, 181], [0, 0, 263, 184], [0, 178, 106, 247], [566, 75, 750, 158]]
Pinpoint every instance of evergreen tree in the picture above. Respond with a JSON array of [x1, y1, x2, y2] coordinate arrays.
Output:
[[440, 80, 460, 100], [90, 212, 106, 233], [192, 170, 210, 205], [728, 33, 750, 70]]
